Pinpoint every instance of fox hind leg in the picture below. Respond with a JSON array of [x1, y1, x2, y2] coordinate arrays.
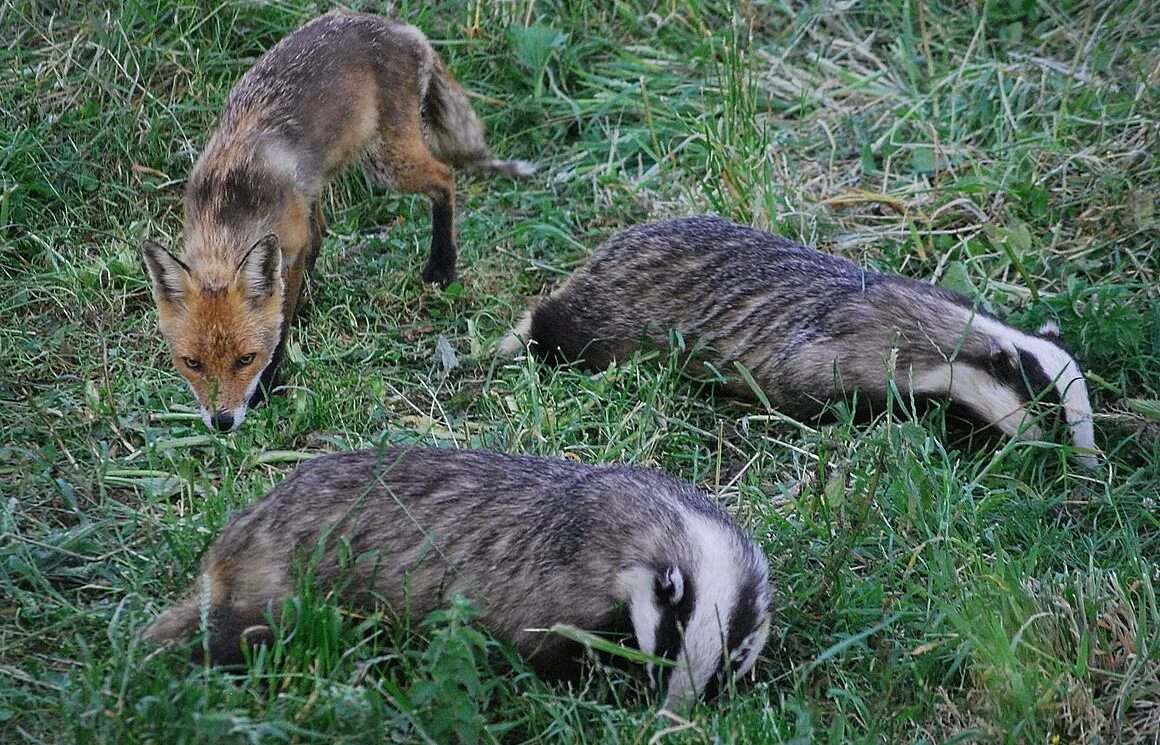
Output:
[[365, 124, 459, 288], [387, 146, 456, 288], [423, 184, 456, 288]]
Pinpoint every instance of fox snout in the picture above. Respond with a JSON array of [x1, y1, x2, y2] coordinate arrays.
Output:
[[186, 368, 268, 434], [207, 409, 240, 433], [175, 349, 275, 434], [174, 348, 273, 435], [190, 382, 255, 434], [176, 349, 272, 434]]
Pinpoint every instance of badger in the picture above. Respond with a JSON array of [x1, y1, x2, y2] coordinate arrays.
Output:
[[497, 216, 1098, 467], [142, 446, 772, 710]]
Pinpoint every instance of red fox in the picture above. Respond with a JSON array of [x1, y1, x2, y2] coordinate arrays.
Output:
[[142, 10, 534, 433]]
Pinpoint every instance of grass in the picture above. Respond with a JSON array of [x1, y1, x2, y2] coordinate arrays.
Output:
[[1, 0, 1157, 742]]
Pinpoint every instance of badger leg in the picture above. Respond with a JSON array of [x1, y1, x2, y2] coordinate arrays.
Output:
[[528, 296, 621, 368], [144, 593, 274, 667]]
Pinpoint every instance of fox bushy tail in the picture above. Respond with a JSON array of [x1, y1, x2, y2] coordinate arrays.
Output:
[[422, 59, 536, 177]]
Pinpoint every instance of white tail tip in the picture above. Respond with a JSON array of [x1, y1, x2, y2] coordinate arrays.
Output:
[[483, 159, 537, 177]]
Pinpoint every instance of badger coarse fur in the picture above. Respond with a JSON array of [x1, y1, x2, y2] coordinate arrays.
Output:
[[142, 446, 772, 710], [498, 216, 1098, 467]]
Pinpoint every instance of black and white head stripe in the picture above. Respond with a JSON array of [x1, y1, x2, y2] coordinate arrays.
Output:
[[915, 311, 1098, 467], [630, 514, 772, 711], [650, 566, 694, 689]]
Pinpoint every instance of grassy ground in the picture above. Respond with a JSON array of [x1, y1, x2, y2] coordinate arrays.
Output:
[[1, 0, 1157, 742]]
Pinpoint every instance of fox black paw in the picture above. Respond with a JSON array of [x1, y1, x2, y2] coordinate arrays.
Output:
[[421, 260, 457, 289]]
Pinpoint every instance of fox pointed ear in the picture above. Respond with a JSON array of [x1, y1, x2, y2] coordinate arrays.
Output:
[[142, 240, 191, 304], [235, 234, 282, 305]]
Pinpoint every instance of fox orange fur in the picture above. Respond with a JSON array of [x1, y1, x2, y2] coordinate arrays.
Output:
[[143, 10, 533, 432]]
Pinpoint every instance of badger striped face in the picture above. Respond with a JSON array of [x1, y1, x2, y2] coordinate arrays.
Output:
[[624, 515, 772, 711], [914, 314, 1098, 467]]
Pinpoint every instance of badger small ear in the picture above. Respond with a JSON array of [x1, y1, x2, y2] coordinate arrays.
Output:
[[1037, 321, 1061, 339], [655, 566, 685, 606], [235, 234, 282, 306], [142, 240, 191, 305], [986, 340, 1018, 372]]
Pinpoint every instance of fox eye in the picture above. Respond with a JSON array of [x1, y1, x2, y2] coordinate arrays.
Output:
[[235, 353, 256, 368], [182, 357, 202, 372]]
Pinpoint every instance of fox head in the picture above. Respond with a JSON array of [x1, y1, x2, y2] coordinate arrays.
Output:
[[142, 234, 285, 433]]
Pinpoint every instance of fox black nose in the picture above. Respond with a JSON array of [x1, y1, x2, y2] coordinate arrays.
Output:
[[210, 411, 235, 433]]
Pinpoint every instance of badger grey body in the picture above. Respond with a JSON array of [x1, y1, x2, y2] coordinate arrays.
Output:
[[143, 446, 772, 709], [499, 216, 1097, 467]]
